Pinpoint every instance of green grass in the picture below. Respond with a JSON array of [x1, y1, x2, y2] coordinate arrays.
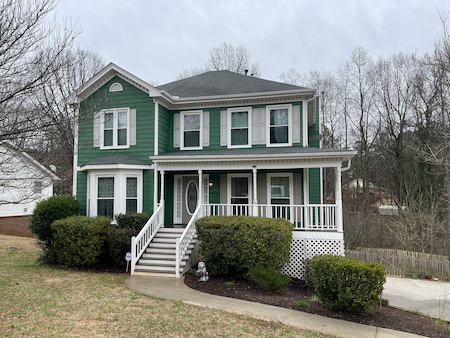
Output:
[[0, 237, 335, 338], [224, 281, 235, 286]]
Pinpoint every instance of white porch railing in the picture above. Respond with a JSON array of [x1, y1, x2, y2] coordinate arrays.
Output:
[[204, 203, 339, 231], [175, 203, 203, 278], [130, 201, 164, 275]]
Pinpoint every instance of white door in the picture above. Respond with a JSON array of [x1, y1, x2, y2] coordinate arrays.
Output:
[[174, 175, 209, 224]]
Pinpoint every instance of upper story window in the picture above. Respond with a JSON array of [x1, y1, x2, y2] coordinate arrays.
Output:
[[34, 181, 42, 194], [181, 111, 203, 150], [227, 107, 251, 148], [101, 108, 129, 149], [266, 104, 292, 147]]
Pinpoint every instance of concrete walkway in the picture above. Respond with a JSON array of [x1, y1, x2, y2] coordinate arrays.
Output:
[[383, 276, 450, 320], [125, 275, 424, 338]]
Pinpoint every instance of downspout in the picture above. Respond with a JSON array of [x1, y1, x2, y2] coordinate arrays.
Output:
[[72, 103, 79, 197]]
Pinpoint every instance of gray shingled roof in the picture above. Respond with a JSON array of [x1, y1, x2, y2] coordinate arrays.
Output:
[[154, 147, 355, 158], [157, 70, 309, 98], [84, 155, 150, 166]]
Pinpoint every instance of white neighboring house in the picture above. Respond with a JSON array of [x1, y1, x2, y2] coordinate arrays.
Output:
[[0, 140, 59, 217]]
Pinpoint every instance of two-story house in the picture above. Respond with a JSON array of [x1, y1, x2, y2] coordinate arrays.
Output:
[[70, 63, 356, 278]]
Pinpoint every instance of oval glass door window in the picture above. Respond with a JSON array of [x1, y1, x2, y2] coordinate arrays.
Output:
[[186, 180, 198, 214]]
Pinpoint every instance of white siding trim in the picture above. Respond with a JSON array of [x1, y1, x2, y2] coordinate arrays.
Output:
[[303, 168, 309, 205], [302, 100, 308, 147], [154, 102, 159, 156]]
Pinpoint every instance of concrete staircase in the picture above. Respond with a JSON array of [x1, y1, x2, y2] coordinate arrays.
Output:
[[134, 227, 196, 276]]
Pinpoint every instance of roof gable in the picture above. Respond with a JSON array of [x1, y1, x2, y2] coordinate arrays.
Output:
[[157, 70, 309, 98]]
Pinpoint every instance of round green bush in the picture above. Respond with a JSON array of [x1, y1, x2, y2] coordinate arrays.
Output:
[[196, 215, 293, 277], [28, 195, 79, 261], [311, 254, 386, 314], [51, 215, 111, 266]]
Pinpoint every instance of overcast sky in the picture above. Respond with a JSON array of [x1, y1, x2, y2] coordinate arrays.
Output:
[[55, 0, 449, 85]]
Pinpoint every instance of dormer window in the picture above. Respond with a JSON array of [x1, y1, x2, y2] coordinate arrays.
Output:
[[266, 104, 292, 147], [227, 107, 251, 148]]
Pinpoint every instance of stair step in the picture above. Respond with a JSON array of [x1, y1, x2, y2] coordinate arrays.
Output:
[[158, 228, 185, 233], [145, 248, 192, 255], [134, 265, 182, 273], [138, 259, 186, 267], [141, 253, 189, 260]]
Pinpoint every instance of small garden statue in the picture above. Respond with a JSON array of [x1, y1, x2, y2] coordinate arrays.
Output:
[[197, 262, 209, 282]]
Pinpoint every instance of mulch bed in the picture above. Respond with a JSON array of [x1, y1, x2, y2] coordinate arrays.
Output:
[[184, 274, 450, 338]]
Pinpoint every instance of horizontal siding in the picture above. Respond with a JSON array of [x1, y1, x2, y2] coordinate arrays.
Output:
[[143, 169, 154, 215], [76, 171, 87, 215], [159, 105, 171, 154], [308, 97, 320, 148], [308, 168, 321, 204]]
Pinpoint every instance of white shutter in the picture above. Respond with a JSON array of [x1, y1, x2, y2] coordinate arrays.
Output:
[[173, 113, 180, 148], [220, 110, 227, 146], [93, 111, 102, 147], [129, 109, 136, 146], [258, 108, 266, 144], [203, 111, 210, 147], [292, 105, 300, 144], [252, 108, 259, 145]]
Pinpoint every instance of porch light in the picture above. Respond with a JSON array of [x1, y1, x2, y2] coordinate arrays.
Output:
[[209, 179, 213, 187]]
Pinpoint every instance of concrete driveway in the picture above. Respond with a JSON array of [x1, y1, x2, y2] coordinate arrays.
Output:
[[384, 276, 450, 320]]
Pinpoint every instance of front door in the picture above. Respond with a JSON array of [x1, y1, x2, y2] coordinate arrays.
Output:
[[174, 175, 209, 224], [227, 173, 252, 215]]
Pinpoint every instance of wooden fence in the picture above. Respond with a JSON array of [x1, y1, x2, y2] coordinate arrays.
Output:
[[346, 249, 450, 281], [354, 247, 449, 261]]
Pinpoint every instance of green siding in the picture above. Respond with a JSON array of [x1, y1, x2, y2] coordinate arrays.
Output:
[[158, 105, 172, 154], [76, 171, 88, 215], [208, 172, 221, 203], [143, 169, 154, 215], [77, 76, 154, 167], [308, 168, 321, 204], [164, 173, 174, 224]]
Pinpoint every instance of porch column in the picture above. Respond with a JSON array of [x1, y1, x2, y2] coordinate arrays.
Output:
[[160, 170, 165, 203], [252, 167, 258, 216], [335, 166, 343, 232], [198, 169, 203, 206], [153, 163, 158, 211]]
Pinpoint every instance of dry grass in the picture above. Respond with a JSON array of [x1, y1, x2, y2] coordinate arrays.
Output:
[[0, 235, 335, 338]]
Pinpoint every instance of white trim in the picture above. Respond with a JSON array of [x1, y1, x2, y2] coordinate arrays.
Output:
[[154, 101, 159, 156], [100, 108, 130, 150], [173, 175, 183, 224], [80, 164, 153, 171], [320, 167, 324, 204], [292, 231, 343, 240], [318, 96, 322, 149], [180, 110, 203, 150], [227, 173, 252, 205], [266, 104, 293, 147], [109, 82, 123, 92], [153, 164, 158, 212], [73, 106, 79, 196], [227, 107, 252, 148], [267, 173, 293, 206]]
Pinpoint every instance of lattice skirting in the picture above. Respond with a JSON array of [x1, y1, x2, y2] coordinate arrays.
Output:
[[183, 241, 200, 274], [282, 238, 344, 279]]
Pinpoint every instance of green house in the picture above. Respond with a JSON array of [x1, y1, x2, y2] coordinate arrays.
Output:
[[70, 63, 356, 278]]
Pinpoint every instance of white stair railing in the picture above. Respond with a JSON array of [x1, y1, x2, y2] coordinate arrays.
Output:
[[175, 203, 203, 278], [130, 201, 164, 275]]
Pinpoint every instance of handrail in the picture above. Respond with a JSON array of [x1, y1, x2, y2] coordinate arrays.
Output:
[[130, 201, 164, 275], [175, 203, 203, 278]]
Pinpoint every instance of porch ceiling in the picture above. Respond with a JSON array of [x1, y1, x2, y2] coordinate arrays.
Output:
[[151, 147, 357, 171]]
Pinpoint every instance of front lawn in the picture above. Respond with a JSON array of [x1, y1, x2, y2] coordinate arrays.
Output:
[[0, 235, 333, 338]]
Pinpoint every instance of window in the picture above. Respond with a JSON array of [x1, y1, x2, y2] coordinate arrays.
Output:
[[266, 104, 292, 146], [98, 177, 114, 218], [228, 107, 251, 148], [126, 177, 137, 213], [34, 181, 42, 194], [102, 108, 129, 149], [181, 111, 202, 150]]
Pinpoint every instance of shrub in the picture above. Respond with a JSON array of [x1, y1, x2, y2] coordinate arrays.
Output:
[[51, 216, 111, 266], [28, 195, 79, 262], [196, 215, 292, 277], [107, 228, 134, 267], [296, 300, 310, 308], [311, 254, 386, 314], [248, 265, 291, 294], [115, 212, 149, 235]]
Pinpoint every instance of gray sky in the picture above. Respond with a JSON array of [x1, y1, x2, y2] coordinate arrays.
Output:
[[55, 0, 448, 85]]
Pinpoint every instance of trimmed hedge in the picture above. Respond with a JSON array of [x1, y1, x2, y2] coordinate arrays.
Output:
[[107, 228, 134, 267], [196, 215, 292, 277], [115, 212, 149, 235], [51, 216, 111, 266], [28, 195, 80, 262], [311, 254, 386, 314]]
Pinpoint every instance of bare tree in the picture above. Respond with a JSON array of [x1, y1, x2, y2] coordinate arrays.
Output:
[[177, 43, 262, 79]]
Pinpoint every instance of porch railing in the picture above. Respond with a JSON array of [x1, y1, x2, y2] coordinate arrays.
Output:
[[204, 203, 338, 231], [130, 201, 164, 275], [175, 203, 203, 278]]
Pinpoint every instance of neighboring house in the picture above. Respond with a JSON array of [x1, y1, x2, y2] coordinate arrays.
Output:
[[343, 178, 388, 210], [70, 63, 356, 278], [0, 140, 58, 237]]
